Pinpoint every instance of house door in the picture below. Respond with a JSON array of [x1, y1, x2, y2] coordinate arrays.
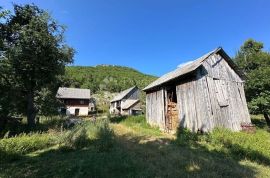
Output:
[[60, 108, 67, 115], [75, 109, 80, 116], [165, 87, 179, 131]]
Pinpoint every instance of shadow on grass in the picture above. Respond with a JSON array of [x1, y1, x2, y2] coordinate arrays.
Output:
[[1, 129, 267, 178], [251, 118, 267, 129], [1, 117, 67, 137], [110, 115, 128, 123], [175, 127, 270, 166]]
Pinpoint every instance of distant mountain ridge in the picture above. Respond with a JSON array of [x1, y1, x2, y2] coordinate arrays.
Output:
[[65, 65, 157, 93]]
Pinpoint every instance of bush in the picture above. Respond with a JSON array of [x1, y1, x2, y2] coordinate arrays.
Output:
[[38, 116, 66, 131], [58, 123, 90, 150], [95, 119, 114, 152], [58, 119, 115, 151], [175, 128, 198, 146], [0, 133, 55, 161]]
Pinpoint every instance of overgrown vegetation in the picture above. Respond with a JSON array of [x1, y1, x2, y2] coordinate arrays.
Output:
[[0, 116, 66, 138], [0, 132, 56, 162], [110, 115, 162, 136], [0, 115, 270, 177], [175, 119, 270, 166], [0, 117, 114, 163]]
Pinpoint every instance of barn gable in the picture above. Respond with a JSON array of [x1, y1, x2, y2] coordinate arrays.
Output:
[[111, 86, 138, 102], [143, 47, 244, 92], [201, 51, 243, 83], [110, 86, 141, 116]]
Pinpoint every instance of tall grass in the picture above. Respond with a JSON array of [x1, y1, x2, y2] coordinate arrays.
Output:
[[58, 123, 90, 150], [1, 115, 270, 177], [0, 132, 56, 161], [119, 115, 270, 165], [0, 118, 115, 162], [58, 118, 114, 151], [0, 116, 67, 138], [111, 115, 162, 136], [94, 119, 114, 152], [205, 128, 270, 164], [175, 126, 270, 165]]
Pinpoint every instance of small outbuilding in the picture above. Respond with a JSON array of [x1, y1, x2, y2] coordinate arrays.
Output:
[[56, 87, 91, 116], [143, 48, 251, 132], [110, 86, 142, 115]]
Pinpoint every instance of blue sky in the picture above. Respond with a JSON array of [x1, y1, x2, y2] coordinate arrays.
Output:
[[2, 0, 270, 76]]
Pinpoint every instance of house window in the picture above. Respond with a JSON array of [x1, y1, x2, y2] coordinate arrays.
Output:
[[80, 100, 85, 105], [214, 79, 229, 107]]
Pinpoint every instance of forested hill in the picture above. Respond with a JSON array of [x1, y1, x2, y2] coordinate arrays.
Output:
[[64, 65, 157, 93]]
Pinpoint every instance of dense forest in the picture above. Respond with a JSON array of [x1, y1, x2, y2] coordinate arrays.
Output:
[[64, 65, 157, 93]]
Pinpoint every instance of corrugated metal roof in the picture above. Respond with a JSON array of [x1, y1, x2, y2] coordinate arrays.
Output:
[[122, 99, 140, 110], [56, 87, 90, 99], [111, 86, 137, 102]]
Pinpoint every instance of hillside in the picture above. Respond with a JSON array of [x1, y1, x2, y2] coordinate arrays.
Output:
[[64, 65, 157, 93]]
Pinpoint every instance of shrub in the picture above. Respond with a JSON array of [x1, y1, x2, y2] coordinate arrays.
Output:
[[38, 116, 66, 131], [0, 133, 55, 161], [58, 123, 90, 150], [95, 119, 114, 152], [175, 128, 198, 146]]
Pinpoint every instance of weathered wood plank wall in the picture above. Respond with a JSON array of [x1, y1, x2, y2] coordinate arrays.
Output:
[[146, 52, 251, 132], [146, 89, 165, 130], [175, 53, 250, 132], [124, 88, 140, 100], [121, 88, 140, 113], [176, 75, 214, 132]]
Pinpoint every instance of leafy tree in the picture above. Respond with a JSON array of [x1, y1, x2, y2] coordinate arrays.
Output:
[[35, 88, 64, 118], [0, 7, 16, 119], [65, 65, 157, 93], [0, 4, 74, 127], [234, 39, 270, 127]]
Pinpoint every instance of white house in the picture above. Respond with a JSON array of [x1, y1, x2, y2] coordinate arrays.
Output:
[[56, 87, 91, 116]]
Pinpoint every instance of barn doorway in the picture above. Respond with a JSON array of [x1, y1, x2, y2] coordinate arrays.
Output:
[[75, 109, 80, 116], [165, 86, 179, 131]]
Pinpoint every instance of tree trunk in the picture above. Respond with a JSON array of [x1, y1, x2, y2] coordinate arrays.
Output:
[[27, 91, 36, 128], [263, 113, 270, 128]]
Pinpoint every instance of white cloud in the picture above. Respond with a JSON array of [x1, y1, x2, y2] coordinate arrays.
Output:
[[177, 60, 193, 68]]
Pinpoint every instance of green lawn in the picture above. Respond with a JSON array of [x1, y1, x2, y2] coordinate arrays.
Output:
[[0, 115, 270, 178]]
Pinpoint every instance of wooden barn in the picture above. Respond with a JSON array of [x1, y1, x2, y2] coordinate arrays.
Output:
[[110, 86, 142, 115], [143, 48, 251, 132]]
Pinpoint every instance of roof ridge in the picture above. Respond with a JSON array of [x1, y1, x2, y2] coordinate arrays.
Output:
[[143, 48, 222, 91], [59, 87, 90, 90], [111, 86, 137, 102]]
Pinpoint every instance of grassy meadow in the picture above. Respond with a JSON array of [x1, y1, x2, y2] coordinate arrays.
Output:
[[0, 115, 270, 178]]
